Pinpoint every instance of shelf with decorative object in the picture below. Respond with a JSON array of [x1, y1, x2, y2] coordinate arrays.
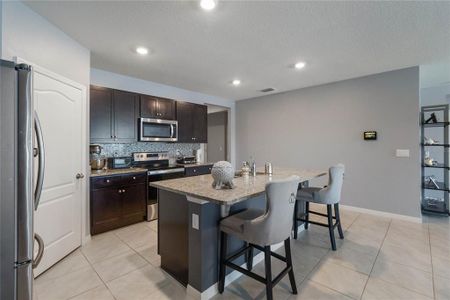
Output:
[[421, 143, 450, 147], [422, 122, 450, 128], [422, 163, 450, 170], [421, 104, 450, 216]]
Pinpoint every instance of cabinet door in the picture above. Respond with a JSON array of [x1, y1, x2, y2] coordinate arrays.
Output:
[[121, 183, 146, 225], [91, 188, 122, 235], [140, 95, 158, 119], [113, 90, 138, 142], [192, 104, 207, 143], [157, 98, 176, 120], [176, 101, 194, 142], [90, 86, 113, 142]]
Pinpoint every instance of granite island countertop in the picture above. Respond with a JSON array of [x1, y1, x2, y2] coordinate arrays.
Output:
[[150, 168, 327, 205], [90, 167, 148, 177]]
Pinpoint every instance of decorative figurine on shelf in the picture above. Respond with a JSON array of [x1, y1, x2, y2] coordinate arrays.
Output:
[[425, 175, 440, 189], [424, 151, 437, 166], [424, 137, 439, 145], [241, 161, 251, 177], [211, 161, 235, 190], [424, 113, 438, 124]]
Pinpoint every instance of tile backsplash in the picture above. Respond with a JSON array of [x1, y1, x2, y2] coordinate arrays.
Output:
[[95, 142, 200, 158]]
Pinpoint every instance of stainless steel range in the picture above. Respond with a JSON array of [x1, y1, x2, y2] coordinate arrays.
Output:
[[132, 152, 185, 221]]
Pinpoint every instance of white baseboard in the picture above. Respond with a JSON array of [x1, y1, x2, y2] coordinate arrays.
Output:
[[187, 224, 305, 300], [339, 204, 422, 223]]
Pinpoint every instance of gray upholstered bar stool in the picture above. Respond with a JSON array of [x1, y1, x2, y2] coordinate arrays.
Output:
[[218, 176, 301, 300], [293, 164, 345, 251]]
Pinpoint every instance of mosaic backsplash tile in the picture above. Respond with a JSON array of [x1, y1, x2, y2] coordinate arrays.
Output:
[[95, 142, 200, 158]]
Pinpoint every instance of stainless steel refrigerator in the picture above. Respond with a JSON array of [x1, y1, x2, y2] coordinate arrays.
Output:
[[0, 59, 45, 300]]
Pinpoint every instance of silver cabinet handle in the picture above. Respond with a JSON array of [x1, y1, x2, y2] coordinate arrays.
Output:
[[32, 233, 44, 269], [34, 112, 45, 211], [106, 179, 110, 183], [76, 173, 85, 179], [122, 189, 126, 193], [133, 176, 136, 180]]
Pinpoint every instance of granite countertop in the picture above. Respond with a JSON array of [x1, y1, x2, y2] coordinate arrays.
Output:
[[150, 168, 327, 205], [90, 167, 148, 177]]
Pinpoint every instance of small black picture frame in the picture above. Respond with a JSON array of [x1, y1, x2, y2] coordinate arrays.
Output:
[[364, 131, 377, 140]]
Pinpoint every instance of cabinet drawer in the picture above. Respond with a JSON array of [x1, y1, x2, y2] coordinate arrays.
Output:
[[123, 173, 147, 185], [91, 175, 122, 189], [91, 172, 147, 189], [185, 165, 213, 177]]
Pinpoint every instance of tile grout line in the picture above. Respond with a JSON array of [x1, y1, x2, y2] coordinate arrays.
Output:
[[428, 222, 437, 300], [71, 250, 119, 300], [299, 213, 362, 300], [361, 220, 436, 299], [358, 218, 392, 299]]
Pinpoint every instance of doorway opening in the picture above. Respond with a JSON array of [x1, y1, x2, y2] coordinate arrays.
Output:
[[205, 104, 229, 163]]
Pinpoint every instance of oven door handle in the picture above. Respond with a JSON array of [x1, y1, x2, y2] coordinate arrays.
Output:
[[148, 168, 185, 176]]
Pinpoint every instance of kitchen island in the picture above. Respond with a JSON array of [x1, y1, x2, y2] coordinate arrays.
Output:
[[151, 168, 326, 299]]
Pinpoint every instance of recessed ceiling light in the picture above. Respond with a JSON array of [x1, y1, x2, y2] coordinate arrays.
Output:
[[200, 0, 217, 10], [295, 61, 306, 69], [232, 79, 241, 86], [135, 47, 149, 55]]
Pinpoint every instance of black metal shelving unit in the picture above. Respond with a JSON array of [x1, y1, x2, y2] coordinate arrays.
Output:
[[421, 105, 450, 216]]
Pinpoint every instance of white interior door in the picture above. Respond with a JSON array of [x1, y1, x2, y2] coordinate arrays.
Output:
[[32, 65, 86, 276]]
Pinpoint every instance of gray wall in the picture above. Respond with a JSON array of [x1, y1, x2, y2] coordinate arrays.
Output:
[[236, 67, 421, 218], [2, 1, 90, 87], [207, 111, 228, 163]]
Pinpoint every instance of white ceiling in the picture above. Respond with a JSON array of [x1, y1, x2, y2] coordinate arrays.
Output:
[[25, 1, 450, 101]]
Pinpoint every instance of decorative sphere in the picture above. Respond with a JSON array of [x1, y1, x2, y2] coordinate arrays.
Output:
[[211, 161, 235, 189]]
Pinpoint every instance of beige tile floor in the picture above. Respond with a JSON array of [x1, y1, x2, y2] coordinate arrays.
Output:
[[34, 205, 450, 300]]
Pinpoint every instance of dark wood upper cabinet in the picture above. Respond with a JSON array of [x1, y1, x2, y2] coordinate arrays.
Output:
[[90, 86, 113, 142], [90, 86, 138, 143], [113, 90, 138, 142], [192, 104, 207, 143], [176, 102, 207, 143], [140, 95, 176, 120], [91, 85, 207, 144]]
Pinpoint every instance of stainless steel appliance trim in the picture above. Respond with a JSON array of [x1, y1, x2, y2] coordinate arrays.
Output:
[[34, 111, 45, 210], [16, 65, 34, 266], [139, 118, 178, 142], [147, 168, 185, 176], [32, 233, 44, 269], [147, 203, 158, 221]]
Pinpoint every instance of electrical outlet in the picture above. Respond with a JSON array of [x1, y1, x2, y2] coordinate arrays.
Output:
[[396, 149, 410, 157], [192, 213, 199, 230]]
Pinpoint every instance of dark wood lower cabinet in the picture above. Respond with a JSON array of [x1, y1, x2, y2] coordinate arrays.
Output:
[[90, 172, 147, 235]]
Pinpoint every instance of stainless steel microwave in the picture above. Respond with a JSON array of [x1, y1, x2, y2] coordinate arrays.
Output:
[[139, 118, 178, 142]]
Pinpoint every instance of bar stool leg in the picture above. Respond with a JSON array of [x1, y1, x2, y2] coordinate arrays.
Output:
[[264, 246, 273, 300], [327, 204, 337, 251], [293, 201, 298, 239], [218, 231, 227, 293], [284, 238, 298, 294], [247, 243, 254, 271], [304, 201, 310, 230], [334, 203, 344, 239]]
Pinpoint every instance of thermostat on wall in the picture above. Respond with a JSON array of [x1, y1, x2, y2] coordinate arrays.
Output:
[[364, 131, 377, 140]]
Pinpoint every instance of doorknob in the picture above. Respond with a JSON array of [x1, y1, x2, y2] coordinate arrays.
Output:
[[76, 173, 85, 179]]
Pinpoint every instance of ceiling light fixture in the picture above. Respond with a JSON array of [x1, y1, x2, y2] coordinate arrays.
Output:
[[200, 0, 217, 11], [135, 47, 149, 55], [232, 79, 241, 86], [294, 61, 306, 69]]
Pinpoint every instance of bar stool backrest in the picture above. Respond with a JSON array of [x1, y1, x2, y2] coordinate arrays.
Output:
[[243, 176, 300, 246], [316, 164, 345, 204]]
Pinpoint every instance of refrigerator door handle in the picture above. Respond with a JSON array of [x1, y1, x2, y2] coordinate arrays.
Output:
[[34, 111, 45, 210], [32, 233, 44, 269]]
